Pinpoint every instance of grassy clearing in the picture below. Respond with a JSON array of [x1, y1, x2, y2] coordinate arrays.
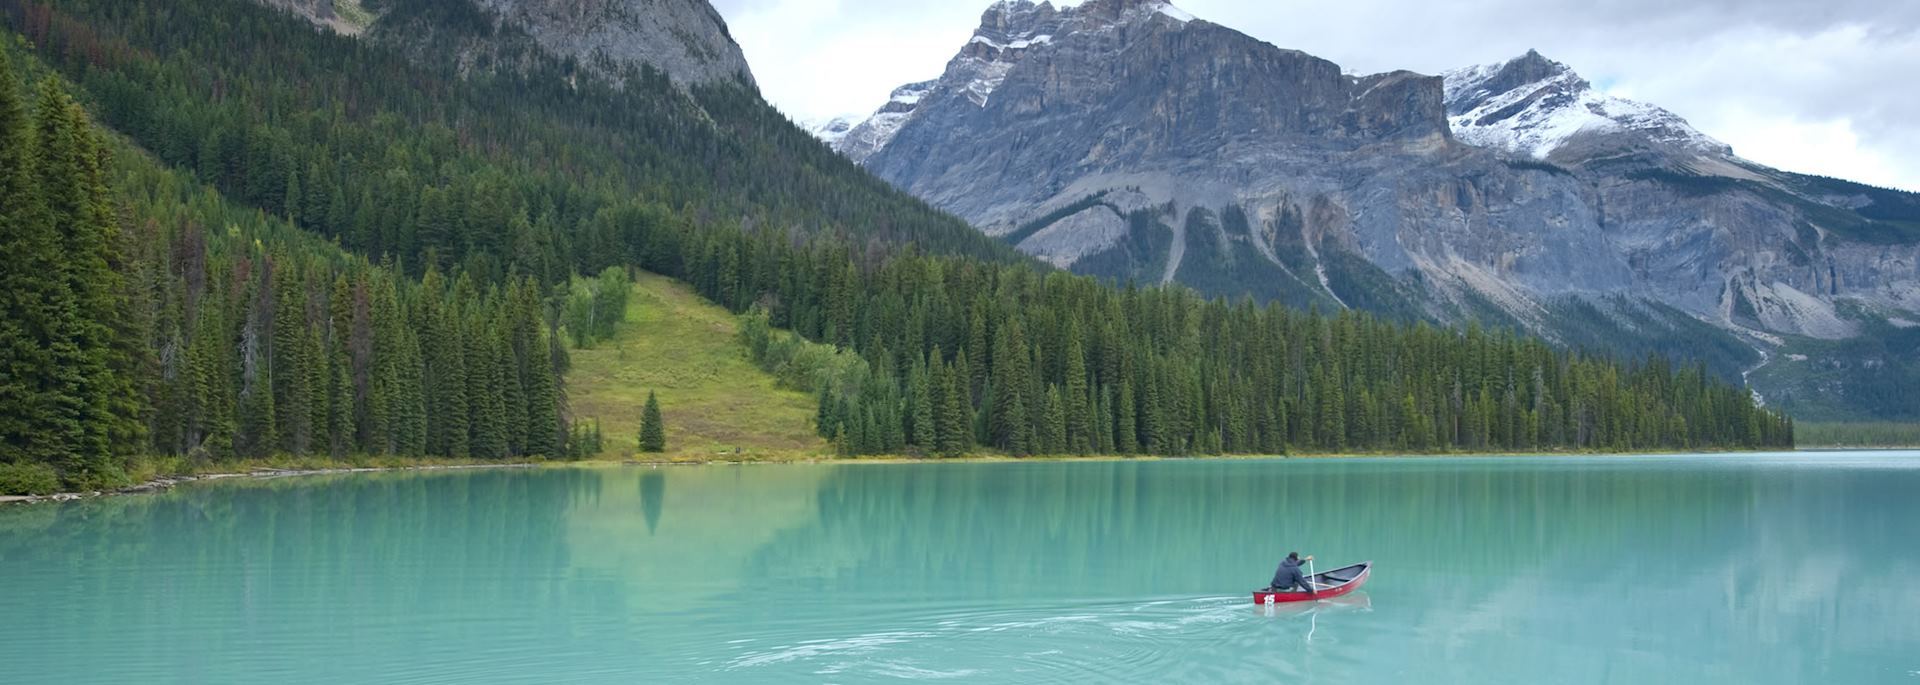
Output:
[[567, 272, 827, 460]]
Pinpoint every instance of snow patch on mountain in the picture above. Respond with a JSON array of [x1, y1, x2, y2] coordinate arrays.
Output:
[[814, 81, 937, 162], [818, 0, 1205, 158], [1443, 51, 1728, 160], [970, 34, 1053, 50], [807, 116, 856, 146], [1153, 2, 1194, 22]]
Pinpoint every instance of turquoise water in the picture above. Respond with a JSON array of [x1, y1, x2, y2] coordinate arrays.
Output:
[[1, 453, 1916, 683]]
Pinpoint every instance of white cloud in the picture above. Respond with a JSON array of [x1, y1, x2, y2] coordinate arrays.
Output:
[[712, 0, 1920, 190], [721, 0, 983, 125]]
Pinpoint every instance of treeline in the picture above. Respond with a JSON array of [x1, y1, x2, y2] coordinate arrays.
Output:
[[1794, 422, 1920, 448], [0, 51, 572, 490], [703, 227, 1792, 456]]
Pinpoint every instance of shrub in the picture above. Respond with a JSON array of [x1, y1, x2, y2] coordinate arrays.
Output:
[[0, 463, 63, 496]]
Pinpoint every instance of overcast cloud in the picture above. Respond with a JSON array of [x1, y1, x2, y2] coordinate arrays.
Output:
[[712, 0, 1920, 191]]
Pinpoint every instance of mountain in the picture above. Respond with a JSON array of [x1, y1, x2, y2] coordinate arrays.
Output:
[[0, 0, 1788, 487], [264, 0, 756, 87], [823, 0, 1920, 420], [1442, 49, 1731, 162]]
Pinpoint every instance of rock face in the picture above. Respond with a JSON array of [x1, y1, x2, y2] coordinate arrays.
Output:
[[255, 0, 754, 88], [464, 0, 755, 88], [826, 0, 1920, 414], [254, 0, 375, 35]]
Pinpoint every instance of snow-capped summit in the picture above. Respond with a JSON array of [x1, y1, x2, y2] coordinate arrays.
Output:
[[806, 116, 858, 146], [1443, 50, 1730, 161], [812, 0, 1199, 160]]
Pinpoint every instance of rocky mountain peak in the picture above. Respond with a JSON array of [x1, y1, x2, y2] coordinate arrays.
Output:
[[266, 0, 758, 89], [1443, 50, 1726, 160], [979, 0, 1057, 28], [809, 2, 1918, 417], [1448, 49, 1575, 110], [463, 0, 756, 88]]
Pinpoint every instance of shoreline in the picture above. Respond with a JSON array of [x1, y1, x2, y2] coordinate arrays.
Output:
[[8, 447, 1901, 506], [0, 462, 540, 506]]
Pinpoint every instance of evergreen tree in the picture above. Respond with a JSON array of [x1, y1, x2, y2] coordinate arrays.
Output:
[[990, 318, 1033, 454], [185, 301, 234, 461], [935, 355, 969, 457], [518, 282, 562, 457], [909, 353, 936, 452], [1115, 380, 1138, 455], [1042, 385, 1067, 455], [639, 391, 666, 453], [1063, 326, 1091, 454], [466, 309, 508, 459], [0, 50, 67, 468], [29, 82, 125, 483]]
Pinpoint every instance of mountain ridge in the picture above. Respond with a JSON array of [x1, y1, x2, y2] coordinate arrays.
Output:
[[261, 0, 757, 88], [820, 0, 1920, 420]]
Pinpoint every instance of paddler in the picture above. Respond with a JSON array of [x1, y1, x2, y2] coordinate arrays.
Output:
[[1266, 552, 1316, 594]]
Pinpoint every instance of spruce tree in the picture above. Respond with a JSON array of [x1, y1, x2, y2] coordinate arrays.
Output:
[[466, 309, 508, 459], [1063, 327, 1091, 454], [0, 51, 66, 468], [1042, 385, 1067, 455], [517, 281, 562, 457], [990, 318, 1033, 454], [32, 83, 125, 482], [186, 301, 235, 461], [909, 353, 936, 451], [815, 385, 840, 439], [935, 357, 969, 457], [637, 389, 668, 452]]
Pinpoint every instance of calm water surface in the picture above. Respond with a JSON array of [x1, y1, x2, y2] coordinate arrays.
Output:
[[2, 452, 1916, 683]]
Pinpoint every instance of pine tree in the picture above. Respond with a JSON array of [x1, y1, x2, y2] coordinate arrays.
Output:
[[1042, 385, 1067, 455], [909, 352, 936, 451], [235, 269, 277, 459], [1063, 326, 1091, 454], [185, 301, 234, 462], [271, 262, 312, 455], [428, 275, 470, 458], [935, 356, 969, 457], [514, 280, 562, 457], [326, 329, 354, 457], [0, 51, 67, 468], [1115, 379, 1138, 455], [815, 385, 840, 439], [990, 318, 1033, 454], [466, 309, 508, 459], [1142, 368, 1167, 455], [30, 82, 125, 483]]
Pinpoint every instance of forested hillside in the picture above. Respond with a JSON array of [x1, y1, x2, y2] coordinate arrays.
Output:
[[0, 48, 570, 492], [0, 0, 1016, 282], [0, 0, 1790, 492]]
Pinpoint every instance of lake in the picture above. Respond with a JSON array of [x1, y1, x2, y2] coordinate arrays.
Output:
[[1, 453, 1915, 683]]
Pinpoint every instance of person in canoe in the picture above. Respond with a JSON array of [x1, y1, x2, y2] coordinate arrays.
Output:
[[1266, 552, 1316, 594]]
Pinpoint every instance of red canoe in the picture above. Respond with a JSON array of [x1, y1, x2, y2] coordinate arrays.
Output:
[[1252, 561, 1372, 604]]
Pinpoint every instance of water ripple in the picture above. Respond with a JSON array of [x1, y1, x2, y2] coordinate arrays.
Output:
[[715, 595, 1373, 683]]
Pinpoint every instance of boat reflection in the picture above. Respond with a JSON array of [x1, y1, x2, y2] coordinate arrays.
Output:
[[1254, 591, 1373, 618]]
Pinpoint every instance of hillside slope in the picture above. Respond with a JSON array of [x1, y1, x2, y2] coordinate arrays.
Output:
[[568, 273, 825, 460]]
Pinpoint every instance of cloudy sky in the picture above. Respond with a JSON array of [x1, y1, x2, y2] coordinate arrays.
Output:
[[711, 0, 1920, 191]]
